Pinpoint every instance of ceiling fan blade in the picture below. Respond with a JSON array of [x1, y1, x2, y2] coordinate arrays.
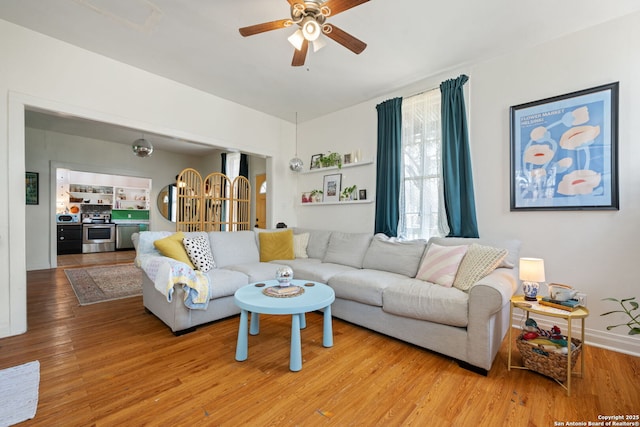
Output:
[[322, 0, 369, 16], [292, 39, 309, 67], [323, 24, 366, 54], [239, 19, 291, 37]]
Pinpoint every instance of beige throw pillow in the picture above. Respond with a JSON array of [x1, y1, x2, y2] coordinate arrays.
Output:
[[452, 243, 507, 291]]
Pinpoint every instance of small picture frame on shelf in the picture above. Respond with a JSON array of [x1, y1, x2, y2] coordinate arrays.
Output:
[[323, 173, 342, 203], [310, 154, 323, 170], [359, 189, 367, 200], [343, 153, 352, 164]]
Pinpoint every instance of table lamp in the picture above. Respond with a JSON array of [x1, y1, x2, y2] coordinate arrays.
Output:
[[519, 258, 545, 301]]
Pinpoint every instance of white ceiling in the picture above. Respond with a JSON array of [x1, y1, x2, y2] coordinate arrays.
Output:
[[4, 0, 640, 150]]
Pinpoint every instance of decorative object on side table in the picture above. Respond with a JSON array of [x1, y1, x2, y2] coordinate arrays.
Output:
[[519, 257, 545, 301], [275, 266, 294, 287], [601, 296, 640, 335]]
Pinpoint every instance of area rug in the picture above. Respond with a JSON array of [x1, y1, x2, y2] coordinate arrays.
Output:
[[0, 360, 40, 426], [65, 263, 142, 305]]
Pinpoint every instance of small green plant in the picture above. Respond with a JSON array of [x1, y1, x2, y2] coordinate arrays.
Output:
[[341, 185, 357, 200], [319, 152, 342, 169], [601, 297, 640, 335]]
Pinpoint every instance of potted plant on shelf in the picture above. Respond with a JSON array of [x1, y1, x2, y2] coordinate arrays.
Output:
[[319, 152, 342, 169], [310, 189, 323, 203], [341, 185, 357, 201]]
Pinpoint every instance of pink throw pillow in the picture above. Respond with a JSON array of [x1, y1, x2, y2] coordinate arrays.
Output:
[[415, 243, 468, 287]]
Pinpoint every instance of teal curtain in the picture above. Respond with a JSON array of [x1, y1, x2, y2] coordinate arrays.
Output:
[[375, 97, 403, 236], [440, 75, 479, 237]]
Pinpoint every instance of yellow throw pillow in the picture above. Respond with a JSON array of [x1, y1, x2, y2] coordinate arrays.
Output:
[[259, 229, 294, 262], [153, 232, 195, 268]]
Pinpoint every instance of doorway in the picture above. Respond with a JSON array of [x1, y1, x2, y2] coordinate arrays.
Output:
[[255, 173, 267, 229]]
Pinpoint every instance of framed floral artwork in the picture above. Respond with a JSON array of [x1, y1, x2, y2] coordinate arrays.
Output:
[[510, 82, 619, 211]]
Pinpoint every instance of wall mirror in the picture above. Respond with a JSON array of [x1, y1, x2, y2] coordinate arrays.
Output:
[[157, 184, 177, 222]]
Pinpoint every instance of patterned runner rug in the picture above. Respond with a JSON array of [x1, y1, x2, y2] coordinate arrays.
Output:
[[65, 263, 142, 305], [0, 361, 40, 425]]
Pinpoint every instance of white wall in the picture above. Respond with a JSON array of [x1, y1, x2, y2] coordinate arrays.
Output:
[[295, 13, 640, 355], [0, 19, 295, 338]]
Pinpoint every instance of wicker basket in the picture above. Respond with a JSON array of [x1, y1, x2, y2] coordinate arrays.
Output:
[[516, 334, 582, 382]]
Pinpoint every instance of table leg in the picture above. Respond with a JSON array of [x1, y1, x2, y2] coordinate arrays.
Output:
[[300, 312, 306, 329], [290, 314, 302, 371], [235, 309, 249, 362], [567, 317, 572, 396], [323, 305, 333, 348], [250, 312, 260, 335], [508, 302, 513, 371]]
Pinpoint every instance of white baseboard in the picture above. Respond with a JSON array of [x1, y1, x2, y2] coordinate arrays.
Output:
[[511, 312, 640, 357]]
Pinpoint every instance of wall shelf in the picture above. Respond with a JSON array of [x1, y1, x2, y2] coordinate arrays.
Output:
[[300, 160, 373, 174], [300, 199, 374, 206]]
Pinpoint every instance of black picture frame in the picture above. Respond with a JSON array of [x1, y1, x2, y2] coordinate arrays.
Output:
[[359, 189, 367, 200], [26, 171, 39, 205], [310, 154, 323, 170], [510, 82, 619, 211]]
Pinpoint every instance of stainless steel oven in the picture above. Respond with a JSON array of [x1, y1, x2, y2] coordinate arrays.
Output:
[[82, 223, 116, 253]]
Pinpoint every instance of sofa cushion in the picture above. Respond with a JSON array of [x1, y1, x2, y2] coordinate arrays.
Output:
[[329, 269, 407, 306], [293, 233, 310, 258], [281, 259, 356, 284], [206, 268, 249, 299], [452, 244, 508, 291], [415, 243, 468, 287], [323, 232, 372, 268], [293, 228, 332, 259], [208, 231, 259, 268], [183, 235, 215, 272], [383, 279, 469, 327], [224, 262, 288, 283], [362, 233, 427, 277], [153, 232, 195, 269], [428, 236, 520, 269], [258, 229, 294, 262]]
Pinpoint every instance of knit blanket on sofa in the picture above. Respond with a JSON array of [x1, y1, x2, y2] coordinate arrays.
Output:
[[137, 255, 211, 310]]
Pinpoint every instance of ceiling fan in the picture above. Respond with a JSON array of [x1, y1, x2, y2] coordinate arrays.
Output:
[[239, 0, 369, 67]]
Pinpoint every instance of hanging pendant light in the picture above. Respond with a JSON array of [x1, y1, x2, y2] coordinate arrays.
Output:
[[289, 112, 303, 172], [132, 135, 153, 157]]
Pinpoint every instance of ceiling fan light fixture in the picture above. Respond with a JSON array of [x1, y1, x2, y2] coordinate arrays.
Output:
[[287, 29, 305, 50], [132, 137, 153, 157], [301, 17, 320, 41], [312, 36, 326, 52]]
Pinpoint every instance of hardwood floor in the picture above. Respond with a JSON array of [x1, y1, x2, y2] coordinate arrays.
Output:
[[1, 253, 638, 426]]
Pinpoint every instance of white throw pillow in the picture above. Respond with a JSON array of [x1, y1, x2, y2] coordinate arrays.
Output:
[[415, 243, 468, 287], [183, 235, 215, 272], [452, 243, 507, 291], [293, 232, 310, 259]]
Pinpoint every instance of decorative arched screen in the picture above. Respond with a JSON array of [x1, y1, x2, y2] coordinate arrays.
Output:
[[176, 168, 251, 232]]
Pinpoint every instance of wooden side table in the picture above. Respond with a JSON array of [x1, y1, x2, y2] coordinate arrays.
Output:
[[507, 295, 589, 396]]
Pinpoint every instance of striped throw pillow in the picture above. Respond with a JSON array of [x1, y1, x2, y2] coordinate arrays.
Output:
[[416, 243, 468, 287]]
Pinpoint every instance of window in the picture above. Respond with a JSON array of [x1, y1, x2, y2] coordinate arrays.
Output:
[[398, 89, 448, 240]]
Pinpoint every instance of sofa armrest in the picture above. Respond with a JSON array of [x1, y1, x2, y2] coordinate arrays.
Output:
[[469, 268, 517, 312]]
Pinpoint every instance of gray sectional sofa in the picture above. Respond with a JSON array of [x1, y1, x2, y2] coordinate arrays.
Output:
[[133, 228, 520, 373]]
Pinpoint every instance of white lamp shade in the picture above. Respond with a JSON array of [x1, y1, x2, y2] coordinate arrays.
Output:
[[519, 258, 546, 282], [301, 17, 321, 41], [288, 29, 304, 51]]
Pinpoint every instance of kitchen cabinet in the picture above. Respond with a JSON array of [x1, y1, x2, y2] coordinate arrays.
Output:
[[57, 224, 82, 255]]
